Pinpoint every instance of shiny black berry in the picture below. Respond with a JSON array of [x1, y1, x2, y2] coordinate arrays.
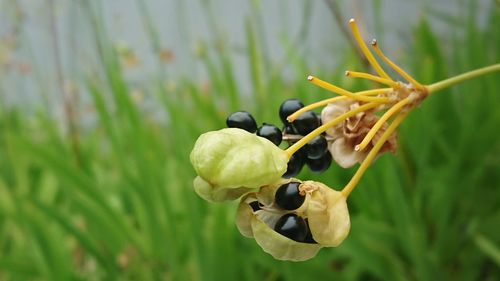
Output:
[[292, 111, 320, 135], [279, 99, 304, 124], [256, 123, 282, 146], [226, 111, 258, 133], [249, 201, 261, 212], [282, 123, 298, 135], [305, 135, 328, 159], [303, 219, 317, 244], [274, 214, 308, 242], [306, 152, 332, 173], [282, 149, 305, 178], [275, 182, 304, 210]]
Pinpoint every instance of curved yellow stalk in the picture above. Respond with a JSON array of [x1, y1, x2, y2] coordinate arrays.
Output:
[[371, 39, 424, 90], [348, 18, 392, 80], [287, 88, 391, 122], [355, 98, 410, 152], [307, 75, 390, 103], [345, 71, 400, 88]]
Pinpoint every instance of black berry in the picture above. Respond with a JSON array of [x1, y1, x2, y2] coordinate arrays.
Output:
[[282, 123, 298, 135], [226, 111, 258, 133], [303, 219, 317, 244], [249, 201, 261, 212], [292, 111, 320, 135], [275, 182, 305, 210], [305, 135, 328, 159], [274, 214, 308, 242], [279, 99, 304, 124], [282, 149, 305, 178], [306, 152, 332, 173], [256, 123, 282, 146]]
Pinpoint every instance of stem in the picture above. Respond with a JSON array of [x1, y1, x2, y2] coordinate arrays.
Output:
[[48, 0, 81, 165], [427, 63, 500, 94]]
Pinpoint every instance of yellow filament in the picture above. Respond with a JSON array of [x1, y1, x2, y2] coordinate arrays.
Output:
[[345, 71, 400, 88], [286, 102, 379, 157], [371, 39, 424, 90], [348, 19, 392, 80], [341, 110, 411, 197], [287, 88, 391, 122], [307, 76, 390, 103], [355, 98, 410, 151]]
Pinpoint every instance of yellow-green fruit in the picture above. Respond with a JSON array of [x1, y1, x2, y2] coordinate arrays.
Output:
[[190, 128, 288, 202]]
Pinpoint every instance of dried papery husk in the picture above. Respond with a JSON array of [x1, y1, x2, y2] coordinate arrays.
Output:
[[235, 194, 257, 237], [251, 215, 322, 261], [325, 104, 397, 168], [328, 139, 367, 168], [305, 181, 350, 247], [321, 100, 352, 137], [371, 122, 398, 154]]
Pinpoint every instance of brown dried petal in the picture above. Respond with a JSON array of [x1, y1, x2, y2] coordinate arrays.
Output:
[[372, 122, 398, 154], [321, 101, 353, 137], [329, 138, 367, 168]]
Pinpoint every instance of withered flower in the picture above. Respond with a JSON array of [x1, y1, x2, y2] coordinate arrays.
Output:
[[321, 100, 397, 168]]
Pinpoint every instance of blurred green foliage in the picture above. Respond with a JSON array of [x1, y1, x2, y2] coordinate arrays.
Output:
[[0, 0, 499, 280]]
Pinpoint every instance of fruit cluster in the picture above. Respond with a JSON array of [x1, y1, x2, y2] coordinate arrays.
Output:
[[226, 98, 331, 178], [188, 17, 479, 261]]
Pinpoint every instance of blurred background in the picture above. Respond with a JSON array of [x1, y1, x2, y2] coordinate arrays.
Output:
[[0, 0, 499, 280]]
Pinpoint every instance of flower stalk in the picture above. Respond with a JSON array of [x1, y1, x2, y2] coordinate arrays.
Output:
[[427, 64, 500, 94], [285, 18, 500, 199]]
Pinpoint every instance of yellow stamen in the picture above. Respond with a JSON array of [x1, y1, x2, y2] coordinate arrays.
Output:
[[348, 18, 392, 80], [287, 88, 391, 122], [345, 70, 400, 88], [307, 75, 390, 103], [286, 102, 379, 157], [355, 98, 411, 151], [341, 110, 411, 197], [371, 39, 424, 90]]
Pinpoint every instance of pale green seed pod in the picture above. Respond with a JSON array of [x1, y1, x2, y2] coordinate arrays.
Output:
[[236, 179, 350, 261], [190, 128, 288, 202], [193, 176, 255, 203]]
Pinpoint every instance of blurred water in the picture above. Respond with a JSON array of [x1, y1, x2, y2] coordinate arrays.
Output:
[[0, 0, 491, 111]]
